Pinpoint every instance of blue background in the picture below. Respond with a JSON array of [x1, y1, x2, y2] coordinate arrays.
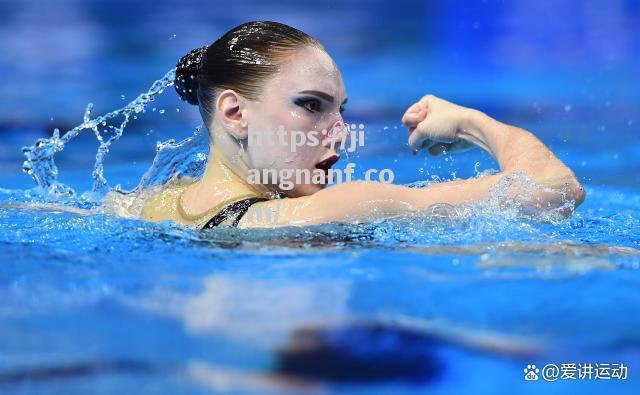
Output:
[[0, 0, 638, 191], [0, 2, 639, 394]]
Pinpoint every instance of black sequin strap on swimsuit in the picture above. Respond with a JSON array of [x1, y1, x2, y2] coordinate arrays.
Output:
[[201, 197, 269, 229]]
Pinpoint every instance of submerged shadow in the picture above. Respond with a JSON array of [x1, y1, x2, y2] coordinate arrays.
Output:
[[275, 321, 444, 383]]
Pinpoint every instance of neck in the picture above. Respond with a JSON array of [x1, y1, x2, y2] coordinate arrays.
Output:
[[202, 143, 263, 194], [181, 137, 269, 216]]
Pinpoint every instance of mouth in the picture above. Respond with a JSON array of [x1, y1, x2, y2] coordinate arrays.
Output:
[[314, 154, 340, 182]]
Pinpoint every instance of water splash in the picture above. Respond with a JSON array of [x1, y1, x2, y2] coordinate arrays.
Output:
[[21, 68, 177, 198], [132, 127, 208, 192]]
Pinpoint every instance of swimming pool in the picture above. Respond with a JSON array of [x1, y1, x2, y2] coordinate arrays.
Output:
[[1, 1, 639, 394], [1, 114, 639, 394]]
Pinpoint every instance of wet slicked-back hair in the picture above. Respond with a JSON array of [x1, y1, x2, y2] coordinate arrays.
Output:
[[175, 21, 324, 127]]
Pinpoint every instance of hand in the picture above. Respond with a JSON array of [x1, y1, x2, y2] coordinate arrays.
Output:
[[401, 94, 476, 156]]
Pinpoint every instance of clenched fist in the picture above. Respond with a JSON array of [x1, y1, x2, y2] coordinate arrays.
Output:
[[401, 94, 476, 156]]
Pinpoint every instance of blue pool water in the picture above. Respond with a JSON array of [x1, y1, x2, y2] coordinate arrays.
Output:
[[1, 117, 639, 394], [1, 1, 640, 394]]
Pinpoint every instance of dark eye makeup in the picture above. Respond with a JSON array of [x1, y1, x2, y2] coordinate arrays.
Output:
[[295, 97, 347, 115], [295, 97, 322, 113]]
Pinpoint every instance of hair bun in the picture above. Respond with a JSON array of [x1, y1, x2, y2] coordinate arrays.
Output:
[[175, 46, 207, 105]]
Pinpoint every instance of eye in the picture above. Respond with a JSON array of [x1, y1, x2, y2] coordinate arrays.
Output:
[[339, 105, 345, 114], [295, 98, 321, 113]]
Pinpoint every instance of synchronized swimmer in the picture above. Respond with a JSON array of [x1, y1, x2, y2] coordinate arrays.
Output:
[[24, 21, 586, 230]]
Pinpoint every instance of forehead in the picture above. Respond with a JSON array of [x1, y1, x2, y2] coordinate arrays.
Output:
[[264, 46, 345, 97]]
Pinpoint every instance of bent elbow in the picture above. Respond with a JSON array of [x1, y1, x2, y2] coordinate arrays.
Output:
[[549, 175, 586, 218], [563, 174, 586, 209], [520, 174, 586, 219], [571, 180, 586, 208]]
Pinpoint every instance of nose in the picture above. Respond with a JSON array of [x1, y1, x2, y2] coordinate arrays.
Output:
[[322, 118, 348, 149]]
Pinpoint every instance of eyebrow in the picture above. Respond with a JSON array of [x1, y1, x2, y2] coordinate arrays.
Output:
[[298, 90, 348, 105]]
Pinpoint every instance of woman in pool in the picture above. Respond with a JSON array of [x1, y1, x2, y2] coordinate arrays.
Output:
[[136, 21, 585, 229]]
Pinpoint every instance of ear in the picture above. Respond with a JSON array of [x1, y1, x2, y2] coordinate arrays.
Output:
[[215, 89, 249, 139]]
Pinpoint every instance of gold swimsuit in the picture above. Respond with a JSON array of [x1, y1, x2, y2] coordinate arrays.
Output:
[[138, 180, 268, 229], [105, 144, 271, 229]]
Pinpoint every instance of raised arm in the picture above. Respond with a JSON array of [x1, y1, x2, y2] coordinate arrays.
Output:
[[241, 95, 585, 228]]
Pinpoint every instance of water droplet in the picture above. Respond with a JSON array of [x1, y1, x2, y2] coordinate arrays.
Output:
[[21, 68, 177, 193]]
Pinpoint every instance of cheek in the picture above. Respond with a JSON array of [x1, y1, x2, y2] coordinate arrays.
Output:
[[246, 105, 327, 170], [283, 110, 316, 133], [276, 113, 325, 166], [245, 128, 320, 171], [275, 139, 320, 170]]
